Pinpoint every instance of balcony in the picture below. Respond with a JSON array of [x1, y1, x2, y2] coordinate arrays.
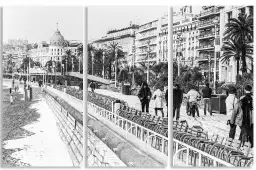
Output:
[[196, 56, 214, 62], [198, 8, 220, 19], [197, 44, 214, 51], [138, 23, 157, 33], [198, 33, 215, 40], [198, 20, 218, 29], [136, 33, 157, 41], [137, 42, 157, 48]]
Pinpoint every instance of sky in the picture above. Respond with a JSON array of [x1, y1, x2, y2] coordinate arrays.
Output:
[[3, 6, 83, 43], [88, 6, 168, 41]]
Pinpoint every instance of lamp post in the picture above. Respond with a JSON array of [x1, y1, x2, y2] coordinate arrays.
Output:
[[132, 44, 135, 85], [115, 49, 118, 87], [91, 51, 94, 75], [53, 62, 56, 85], [65, 58, 67, 75], [146, 40, 151, 84], [208, 53, 211, 83], [213, 18, 219, 93], [71, 58, 74, 72], [102, 51, 105, 78], [176, 31, 182, 76]]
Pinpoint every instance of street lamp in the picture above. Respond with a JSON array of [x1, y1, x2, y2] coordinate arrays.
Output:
[[213, 18, 219, 93], [176, 31, 182, 76], [115, 49, 118, 87], [102, 51, 105, 78], [53, 62, 56, 85], [146, 40, 151, 84], [71, 58, 74, 72], [91, 51, 94, 75]]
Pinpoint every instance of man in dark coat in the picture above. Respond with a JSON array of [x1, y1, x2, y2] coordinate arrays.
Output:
[[138, 82, 152, 114], [90, 81, 96, 93], [231, 85, 253, 147], [201, 82, 212, 115], [173, 84, 183, 120]]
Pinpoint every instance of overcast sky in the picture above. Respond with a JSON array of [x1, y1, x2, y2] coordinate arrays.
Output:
[[3, 6, 83, 43], [88, 6, 168, 41]]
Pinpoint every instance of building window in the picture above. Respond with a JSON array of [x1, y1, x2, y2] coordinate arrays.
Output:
[[249, 6, 253, 16]]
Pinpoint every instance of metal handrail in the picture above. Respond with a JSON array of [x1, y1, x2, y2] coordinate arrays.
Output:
[[173, 139, 234, 167], [88, 102, 168, 156]]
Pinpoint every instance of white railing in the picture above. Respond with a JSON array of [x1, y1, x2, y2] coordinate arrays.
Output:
[[173, 139, 234, 167], [87, 102, 168, 158]]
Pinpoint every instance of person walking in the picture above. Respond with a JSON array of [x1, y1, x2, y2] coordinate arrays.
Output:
[[185, 85, 201, 117], [173, 84, 183, 120], [10, 91, 14, 105], [226, 86, 238, 139], [90, 81, 96, 93], [201, 82, 213, 115], [231, 85, 253, 147], [152, 88, 164, 117], [138, 82, 152, 114]]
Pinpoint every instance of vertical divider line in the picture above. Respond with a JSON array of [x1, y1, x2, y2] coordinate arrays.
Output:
[[0, 7, 3, 160], [168, 6, 174, 168], [83, 6, 88, 168]]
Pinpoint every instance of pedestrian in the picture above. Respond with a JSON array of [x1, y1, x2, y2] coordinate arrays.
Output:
[[165, 89, 168, 116], [185, 85, 201, 117], [12, 79, 15, 89], [10, 91, 14, 105], [138, 81, 152, 114], [226, 86, 238, 139], [231, 85, 253, 147], [152, 88, 164, 117], [201, 82, 213, 115], [173, 84, 183, 120], [9, 87, 12, 94], [24, 84, 28, 102], [90, 81, 96, 93]]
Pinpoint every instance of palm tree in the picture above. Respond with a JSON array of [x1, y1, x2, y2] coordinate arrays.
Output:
[[62, 49, 79, 72], [105, 41, 125, 80], [224, 13, 253, 74], [6, 54, 15, 73]]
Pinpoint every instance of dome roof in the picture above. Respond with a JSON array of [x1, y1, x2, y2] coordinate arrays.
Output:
[[50, 29, 65, 47]]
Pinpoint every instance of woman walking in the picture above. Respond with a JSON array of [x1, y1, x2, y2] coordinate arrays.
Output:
[[152, 88, 165, 117], [138, 82, 152, 114]]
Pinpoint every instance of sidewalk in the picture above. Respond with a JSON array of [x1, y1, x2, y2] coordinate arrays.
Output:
[[45, 86, 83, 113], [92, 88, 168, 117], [2, 80, 73, 167], [177, 105, 241, 139]]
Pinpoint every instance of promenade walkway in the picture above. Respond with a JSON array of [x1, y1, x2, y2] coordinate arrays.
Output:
[[91, 88, 168, 117], [2, 79, 73, 167]]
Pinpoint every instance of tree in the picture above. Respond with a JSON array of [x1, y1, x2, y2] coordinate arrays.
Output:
[[20, 57, 34, 72], [221, 39, 253, 75], [45, 60, 61, 72], [224, 13, 253, 74], [6, 54, 16, 73], [104, 41, 125, 80], [61, 49, 79, 72]]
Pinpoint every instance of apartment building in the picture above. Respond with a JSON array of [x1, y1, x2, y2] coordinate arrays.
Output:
[[135, 14, 168, 64], [197, 5, 253, 82]]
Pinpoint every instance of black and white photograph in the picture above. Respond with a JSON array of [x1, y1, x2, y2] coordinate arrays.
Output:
[[1, 6, 83, 167], [172, 5, 254, 167], [87, 6, 168, 167]]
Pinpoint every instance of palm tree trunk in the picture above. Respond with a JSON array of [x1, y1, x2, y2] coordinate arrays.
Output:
[[241, 45, 247, 74], [237, 59, 240, 75], [109, 65, 112, 79]]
